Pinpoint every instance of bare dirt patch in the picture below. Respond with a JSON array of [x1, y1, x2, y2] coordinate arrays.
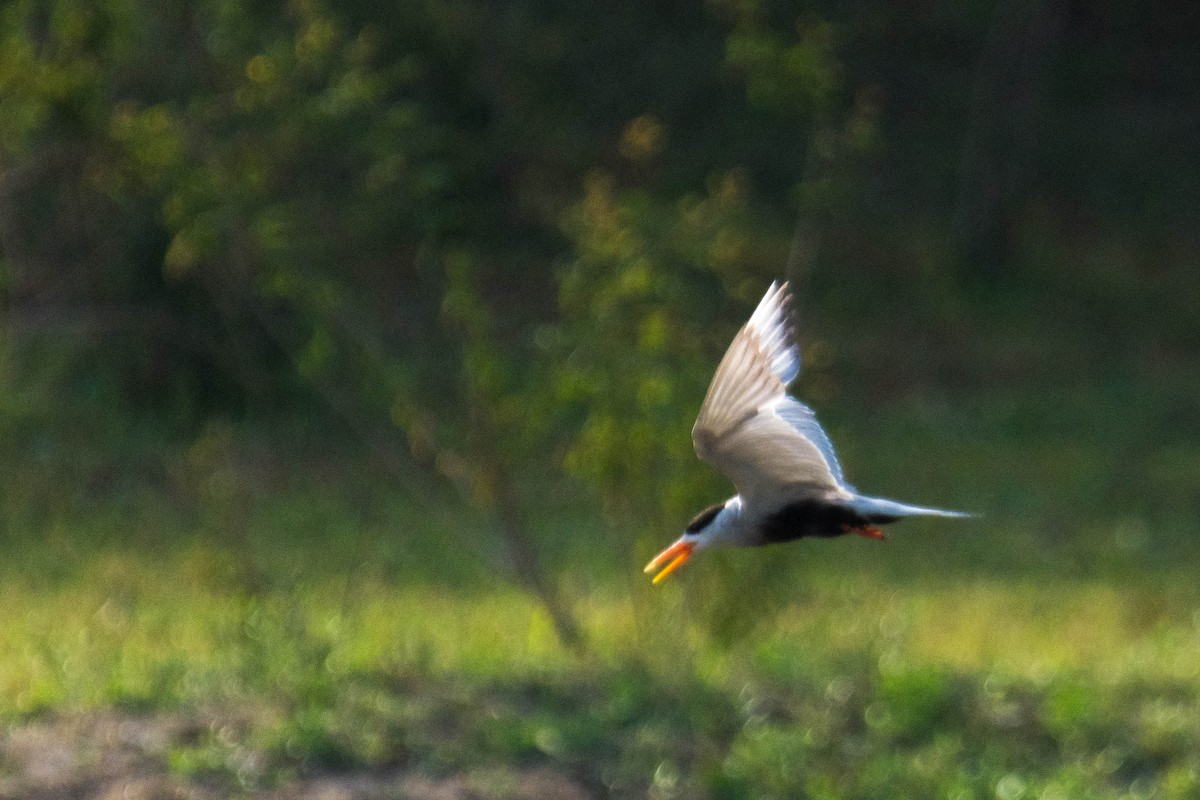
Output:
[[0, 713, 591, 800]]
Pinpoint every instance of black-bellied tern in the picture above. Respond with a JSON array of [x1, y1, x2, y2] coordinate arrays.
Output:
[[645, 282, 969, 584]]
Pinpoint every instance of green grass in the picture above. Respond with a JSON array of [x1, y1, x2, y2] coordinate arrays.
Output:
[[3, 526, 1200, 798], [3, 508, 1200, 798], [2, 365, 1199, 798]]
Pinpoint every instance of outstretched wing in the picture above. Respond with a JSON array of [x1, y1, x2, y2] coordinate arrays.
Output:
[[771, 396, 850, 490], [692, 282, 851, 506]]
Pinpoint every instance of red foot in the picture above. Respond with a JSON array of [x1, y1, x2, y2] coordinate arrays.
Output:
[[842, 524, 886, 540]]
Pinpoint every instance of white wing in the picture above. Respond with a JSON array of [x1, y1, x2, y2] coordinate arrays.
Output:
[[692, 282, 852, 506], [771, 396, 851, 490]]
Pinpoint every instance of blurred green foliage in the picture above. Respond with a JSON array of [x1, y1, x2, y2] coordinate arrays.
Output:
[[1, 1, 1200, 795], [3, 0, 1196, 546], [1, 0, 883, 636]]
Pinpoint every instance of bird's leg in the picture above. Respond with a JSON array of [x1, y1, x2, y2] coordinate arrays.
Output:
[[841, 524, 886, 540]]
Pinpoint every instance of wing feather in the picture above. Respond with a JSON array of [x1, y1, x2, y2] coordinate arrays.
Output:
[[693, 282, 849, 505], [771, 397, 850, 490]]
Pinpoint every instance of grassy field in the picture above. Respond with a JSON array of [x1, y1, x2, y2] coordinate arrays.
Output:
[[3, 2, 1199, 793], [3, 367, 1199, 800]]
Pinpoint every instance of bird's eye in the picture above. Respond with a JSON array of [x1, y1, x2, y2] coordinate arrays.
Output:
[[685, 502, 725, 533]]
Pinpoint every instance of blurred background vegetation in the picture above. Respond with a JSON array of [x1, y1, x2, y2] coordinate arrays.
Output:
[[1, 0, 1199, 798]]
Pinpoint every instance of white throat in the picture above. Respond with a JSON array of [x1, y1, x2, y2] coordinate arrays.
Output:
[[692, 495, 749, 549]]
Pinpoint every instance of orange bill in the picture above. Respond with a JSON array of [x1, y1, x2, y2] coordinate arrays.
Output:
[[643, 538, 696, 584]]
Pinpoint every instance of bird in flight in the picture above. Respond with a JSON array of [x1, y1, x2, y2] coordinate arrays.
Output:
[[645, 281, 969, 584]]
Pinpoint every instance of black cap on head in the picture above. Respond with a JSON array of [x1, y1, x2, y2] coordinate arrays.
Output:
[[685, 502, 726, 534]]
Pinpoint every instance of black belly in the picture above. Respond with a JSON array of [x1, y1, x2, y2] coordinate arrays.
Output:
[[757, 499, 900, 544]]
